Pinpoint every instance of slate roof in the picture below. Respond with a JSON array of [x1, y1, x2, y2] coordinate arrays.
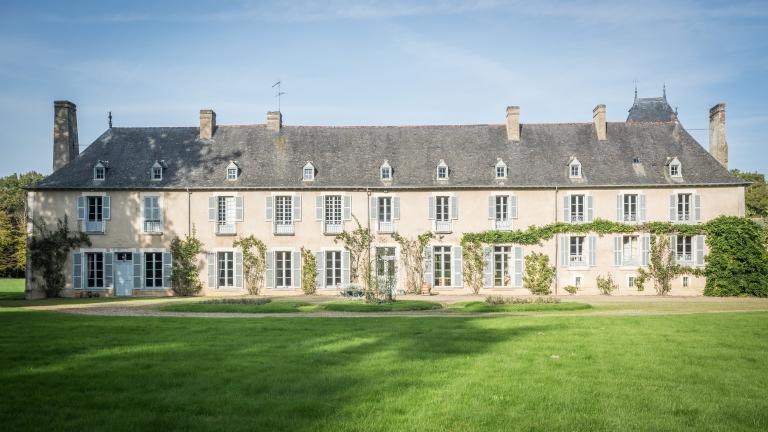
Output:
[[627, 96, 677, 122], [33, 112, 745, 191]]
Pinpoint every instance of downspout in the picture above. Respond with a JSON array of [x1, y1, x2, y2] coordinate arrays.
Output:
[[366, 188, 372, 291], [186, 187, 191, 236], [554, 186, 559, 296]]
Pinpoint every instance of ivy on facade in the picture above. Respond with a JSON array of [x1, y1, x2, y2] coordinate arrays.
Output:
[[233, 235, 267, 295]]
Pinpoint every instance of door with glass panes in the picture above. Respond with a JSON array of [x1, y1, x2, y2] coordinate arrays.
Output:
[[375, 247, 397, 295]]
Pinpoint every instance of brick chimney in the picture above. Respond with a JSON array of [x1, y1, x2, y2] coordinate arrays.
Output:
[[709, 103, 728, 168], [200, 109, 216, 140], [53, 100, 79, 172], [506, 106, 520, 141], [267, 111, 282, 131], [593, 104, 607, 141]]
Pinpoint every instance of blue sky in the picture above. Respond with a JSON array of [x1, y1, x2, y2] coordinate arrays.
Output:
[[1, 0, 767, 176]]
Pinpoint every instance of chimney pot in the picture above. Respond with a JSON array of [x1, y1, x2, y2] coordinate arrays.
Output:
[[53, 100, 79, 171], [505, 106, 520, 141], [267, 111, 282, 131], [709, 103, 728, 168], [199, 109, 216, 140], [593, 104, 607, 141]]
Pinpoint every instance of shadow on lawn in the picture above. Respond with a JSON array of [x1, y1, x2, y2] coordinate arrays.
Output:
[[0, 313, 553, 430]]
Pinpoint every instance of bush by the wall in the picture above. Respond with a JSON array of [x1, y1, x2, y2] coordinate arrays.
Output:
[[704, 216, 768, 297], [523, 252, 556, 295], [596, 273, 617, 296]]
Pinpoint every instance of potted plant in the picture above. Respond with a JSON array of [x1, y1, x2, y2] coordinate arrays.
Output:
[[421, 282, 431, 295]]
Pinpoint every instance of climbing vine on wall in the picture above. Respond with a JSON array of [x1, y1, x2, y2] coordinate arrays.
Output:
[[233, 235, 267, 295], [334, 215, 372, 287], [300, 247, 317, 295], [392, 231, 436, 294], [28, 216, 90, 298], [634, 235, 702, 295], [170, 227, 204, 296]]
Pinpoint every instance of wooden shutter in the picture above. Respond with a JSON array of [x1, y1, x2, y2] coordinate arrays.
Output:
[[393, 197, 400, 220], [487, 196, 495, 220], [103, 196, 111, 220], [694, 194, 701, 222], [482, 246, 493, 288], [73, 252, 82, 289], [163, 252, 172, 288], [452, 246, 463, 288], [235, 251, 243, 288], [560, 235, 568, 267], [265, 196, 274, 221], [293, 196, 302, 222], [315, 196, 324, 221], [563, 196, 570, 222], [208, 196, 216, 221], [133, 251, 143, 289], [343, 195, 352, 220], [428, 197, 436, 220], [423, 246, 433, 286], [509, 195, 518, 219], [450, 196, 458, 220], [265, 251, 274, 288], [695, 235, 705, 266], [207, 252, 216, 288], [369, 196, 377, 220], [104, 252, 113, 288], [235, 196, 244, 221], [77, 196, 85, 220], [513, 246, 523, 288], [616, 194, 623, 221], [143, 197, 152, 223], [586, 196, 593, 222], [670, 235, 677, 264], [291, 251, 301, 287], [613, 236, 622, 266], [315, 252, 325, 288], [341, 250, 351, 285], [669, 194, 676, 222], [588, 236, 597, 267], [639, 194, 646, 222], [641, 235, 650, 266]]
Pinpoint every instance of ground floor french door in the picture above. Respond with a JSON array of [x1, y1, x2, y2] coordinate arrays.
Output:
[[114, 252, 133, 296]]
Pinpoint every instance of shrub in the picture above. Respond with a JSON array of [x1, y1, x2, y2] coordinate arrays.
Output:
[[300, 247, 317, 295], [485, 295, 560, 305], [233, 235, 266, 295], [200, 298, 271, 305], [563, 285, 578, 295], [28, 216, 90, 297], [596, 274, 618, 295], [704, 216, 768, 297], [169, 228, 203, 296], [523, 252, 556, 295]]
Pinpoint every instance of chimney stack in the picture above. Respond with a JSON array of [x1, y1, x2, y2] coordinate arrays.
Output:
[[505, 106, 520, 141], [709, 103, 728, 169], [267, 111, 282, 131], [593, 104, 607, 141], [53, 100, 79, 171], [199, 109, 216, 140]]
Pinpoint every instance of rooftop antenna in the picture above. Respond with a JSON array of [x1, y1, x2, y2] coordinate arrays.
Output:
[[272, 80, 285, 112], [633, 79, 638, 102], [662, 83, 667, 101], [108, 111, 112, 128]]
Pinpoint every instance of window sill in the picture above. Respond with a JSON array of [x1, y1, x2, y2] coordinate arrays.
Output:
[[143, 231, 164, 236], [215, 232, 237, 236]]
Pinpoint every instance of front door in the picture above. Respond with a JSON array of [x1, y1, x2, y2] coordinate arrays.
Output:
[[114, 252, 133, 296]]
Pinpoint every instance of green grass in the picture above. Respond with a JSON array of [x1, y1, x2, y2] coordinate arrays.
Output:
[[451, 301, 593, 313], [161, 300, 318, 313], [1, 310, 767, 431], [0, 278, 24, 300], [320, 300, 442, 312]]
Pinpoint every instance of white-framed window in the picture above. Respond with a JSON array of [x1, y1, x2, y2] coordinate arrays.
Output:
[[77, 194, 110, 233], [435, 196, 450, 222], [569, 158, 582, 178], [495, 195, 509, 222], [493, 246, 512, 287], [151, 161, 163, 181], [622, 235, 639, 266], [275, 251, 292, 288], [143, 196, 162, 233], [275, 195, 293, 226], [93, 162, 106, 181], [669, 158, 682, 177], [682, 276, 689, 288], [623, 194, 638, 222], [570, 194, 585, 222], [569, 236, 585, 266], [226, 161, 239, 180], [495, 159, 507, 179], [324, 195, 342, 233], [88, 196, 103, 222], [86, 252, 104, 288], [144, 252, 163, 288], [436, 160, 449, 180], [574, 275, 582, 288], [380, 161, 392, 181], [217, 251, 235, 287], [627, 275, 637, 289], [677, 193, 691, 222], [676, 235, 693, 263], [433, 246, 452, 287], [217, 196, 236, 234], [325, 250, 342, 287], [303, 162, 315, 181]]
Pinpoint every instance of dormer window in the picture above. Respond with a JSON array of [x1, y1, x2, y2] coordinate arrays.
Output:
[[303, 162, 315, 181], [436, 160, 449, 180], [151, 161, 163, 181], [495, 159, 507, 179], [380, 161, 392, 181], [569, 158, 582, 178], [669, 158, 682, 177], [93, 162, 106, 181], [226, 161, 239, 181]]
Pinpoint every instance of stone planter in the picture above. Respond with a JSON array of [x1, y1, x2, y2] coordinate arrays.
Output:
[[421, 283, 432, 295]]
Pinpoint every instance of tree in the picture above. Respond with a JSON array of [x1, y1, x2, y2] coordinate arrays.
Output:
[[0, 171, 44, 277], [522, 252, 556, 295], [169, 228, 204, 296], [731, 169, 768, 218], [28, 216, 90, 297]]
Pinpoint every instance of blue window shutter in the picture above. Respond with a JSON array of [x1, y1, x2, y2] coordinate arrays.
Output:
[[143, 197, 151, 222], [563, 196, 570, 222], [488, 196, 495, 220], [452, 246, 463, 288], [589, 236, 597, 267], [695, 235, 705, 266], [370, 197, 377, 220], [265, 251, 274, 288], [670, 236, 677, 264], [265, 196, 273, 221], [343, 195, 352, 221], [669, 194, 676, 222], [616, 194, 623, 221], [428, 197, 436, 220], [163, 252, 172, 288], [104, 252, 113, 288], [73, 252, 82, 289], [292, 251, 301, 287], [513, 246, 523, 288], [208, 196, 216, 221], [694, 194, 701, 222], [315, 196, 323, 221], [614, 236, 622, 266], [207, 252, 216, 288], [103, 196, 111, 220], [451, 196, 458, 220], [641, 235, 650, 266], [560, 236, 568, 267], [315, 252, 325, 288], [423, 246, 433, 286], [235, 196, 244, 221], [586, 196, 594, 222], [393, 197, 400, 220], [293, 196, 302, 222], [134, 252, 143, 289], [341, 250, 351, 285], [639, 194, 646, 222], [509, 195, 518, 219], [77, 197, 85, 221], [235, 251, 243, 288], [482, 246, 493, 288]]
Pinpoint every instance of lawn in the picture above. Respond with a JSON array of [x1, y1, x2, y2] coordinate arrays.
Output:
[[0, 278, 24, 300], [160, 299, 442, 313], [1, 310, 767, 431], [451, 301, 592, 313]]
